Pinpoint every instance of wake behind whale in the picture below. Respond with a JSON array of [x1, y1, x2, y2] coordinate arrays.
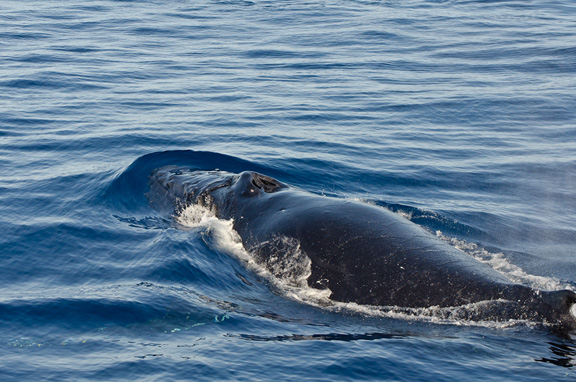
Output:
[[148, 166, 576, 331]]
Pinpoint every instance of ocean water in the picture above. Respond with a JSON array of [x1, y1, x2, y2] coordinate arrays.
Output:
[[1, 0, 576, 380]]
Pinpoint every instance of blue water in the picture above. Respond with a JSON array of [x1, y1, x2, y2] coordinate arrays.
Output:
[[1, 0, 576, 380]]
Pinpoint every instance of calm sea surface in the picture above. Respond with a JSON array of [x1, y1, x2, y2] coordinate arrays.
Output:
[[1, 0, 576, 380]]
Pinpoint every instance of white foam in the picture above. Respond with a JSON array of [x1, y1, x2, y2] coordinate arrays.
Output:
[[175, 203, 332, 305], [324, 299, 536, 329], [176, 203, 254, 266], [382, 205, 573, 292], [250, 237, 310, 288], [434, 230, 574, 292]]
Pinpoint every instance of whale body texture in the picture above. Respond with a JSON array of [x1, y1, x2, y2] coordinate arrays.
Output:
[[148, 167, 576, 330]]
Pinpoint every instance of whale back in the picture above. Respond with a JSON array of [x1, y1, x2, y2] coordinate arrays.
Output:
[[149, 167, 576, 330]]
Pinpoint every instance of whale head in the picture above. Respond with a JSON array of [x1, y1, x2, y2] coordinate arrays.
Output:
[[148, 167, 288, 219]]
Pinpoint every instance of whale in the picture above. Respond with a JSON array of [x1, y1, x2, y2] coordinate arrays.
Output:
[[148, 166, 576, 330]]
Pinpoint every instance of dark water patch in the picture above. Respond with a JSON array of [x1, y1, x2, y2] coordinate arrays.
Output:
[[166, 12, 216, 21], [1, 79, 65, 90], [536, 339, 576, 368], [243, 49, 327, 59], [360, 29, 401, 40], [1, 75, 108, 92], [51, 45, 104, 54], [14, 54, 71, 64], [0, 129, 25, 137], [202, 94, 254, 103], [0, 32, 52, 40], [115, 99, 187, 110], [238, 331, 410, 342], [0, 298, 165, 330], [128, 27, 181, 37], [253, 61, 357, 71], [71, 4, 112, 12], [287, 111, 372, 122]]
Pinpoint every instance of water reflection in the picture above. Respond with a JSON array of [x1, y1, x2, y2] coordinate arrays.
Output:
[[237, 332, 409, 342], [537, 340, 576, 368]]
